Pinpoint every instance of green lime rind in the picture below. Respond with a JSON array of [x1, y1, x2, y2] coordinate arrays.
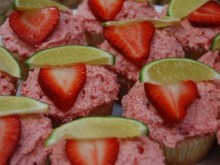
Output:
[[210, 33, 220, 51], [13, 0, 69, 10], [0, 96, 49, 117], [139, 58, 220, 84], [45, 116, 148, 146], [0, 46, 22, 78], [25, 45, 115, 69], [167, 0, 209, 19]]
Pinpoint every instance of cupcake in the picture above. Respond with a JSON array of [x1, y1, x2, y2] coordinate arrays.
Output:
[[166, 1, 220, 59], [122, 58, 220, 164], [0, 71, 17, 96], [0, 3, 85, 59]]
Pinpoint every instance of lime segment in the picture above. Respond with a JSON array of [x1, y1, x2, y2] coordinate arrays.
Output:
[[167, 0, 209, 19], [25, 45, 115, 68], [0, 46, 21, 78], [210, 33, 220, 51], [45, 117, 148, 146], [14, 0, 69, 10], [0, 96, 49, 116], [139, 58, 220, 84], [103, 16, 180, 28]]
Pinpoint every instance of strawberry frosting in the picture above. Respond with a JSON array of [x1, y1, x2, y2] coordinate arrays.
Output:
[[10, 115, 52, 165], [122, 81, 220, 148], [21, 65, 119, 122], [0, 71, 17, 96], [50, 137, 165, 165], [0, 11, 85, 58], [99, 30, 184, 81]]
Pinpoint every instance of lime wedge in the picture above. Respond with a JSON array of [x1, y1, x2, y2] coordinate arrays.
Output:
[[139, 58, 220, 84], [0, 46, 21, 78], [210, 33, 220, 51], [25, 45, 115, 68], [14, 0, 69, 10], [167, 0, 209, 19], [103, 16, 180, 28], [0, 96, 49, 116], [45, 117, 148, 146]]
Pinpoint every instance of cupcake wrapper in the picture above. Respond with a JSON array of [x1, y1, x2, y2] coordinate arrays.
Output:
[[184, 46, 208, 60], [162, 134, 215, 165]]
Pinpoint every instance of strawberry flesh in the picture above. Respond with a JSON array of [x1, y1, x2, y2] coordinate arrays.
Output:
[[88, 0, 125, 21], [9, 7, 60, 45], [0, 115, 21, 165], [144, 81, 199, 123], [188, 1, 220, 27], [104, 21, 155, 66], [66, 138, 119, 165], [38, 64, 86, 111]]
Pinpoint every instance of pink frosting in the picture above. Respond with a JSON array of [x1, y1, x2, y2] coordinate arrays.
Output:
[[50, 137, 165, 165], [166, 19, 220, 50], [122, 81, 220, 148], [0, 71, 17, 96], [21, 65, 119, 122], [0, 11, 85, 58], [99, 30, 184, 81], [10, 115, 52, 165]]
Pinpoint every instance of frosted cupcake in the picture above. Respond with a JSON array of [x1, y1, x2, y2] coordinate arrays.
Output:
[[122, 58, 220, 165], [0, 3, 85, 59]]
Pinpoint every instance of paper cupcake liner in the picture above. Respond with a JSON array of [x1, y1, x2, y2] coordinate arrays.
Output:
[[162, 134, 215, 165], [184, 46, 208, 60]]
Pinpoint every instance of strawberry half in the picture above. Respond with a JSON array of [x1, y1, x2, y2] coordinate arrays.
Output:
[[188, 1, 220, 27], [66, 138, 119, 165], [9, 7, 60, 45], [104, 21, 155, 66], [0, 115, 21, 165], [88, 0, 125, 21], [38, 64, 86, 111], [144, 81, 199, 123]]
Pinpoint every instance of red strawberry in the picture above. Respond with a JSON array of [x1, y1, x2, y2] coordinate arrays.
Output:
[[104, 21, 155, 66], [66, 138, 119, 165], [188, 1, 220, 27], [9, 7, 60, 45], [38, 64, 86, 111], [0, 115, 21, 165], [144, 81, 198, 123], [88, 0, 125, 21]]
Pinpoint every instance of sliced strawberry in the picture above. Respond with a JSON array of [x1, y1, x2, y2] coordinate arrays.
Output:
[[188, 1, 220, 27], [0, 115, 21, 165], [88, 0, 124, 21], [144, 81, 198, 123], [9, 7, 60, 45], [66, 138, 119, 165], [38, 64, 86, 111], [104, 21, 155, 66]]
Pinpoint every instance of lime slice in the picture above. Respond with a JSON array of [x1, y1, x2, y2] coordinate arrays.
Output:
[[25, 45, 115, 68], [210, 33, 220, 51], [45, 117, 148, 146], [102, 16, 180, 28], [14, 0, 69, 10], [0, 96, 49, 117], [0, 46, 21, 78], [167, 0, 209, 19], [139, 58, 220, 84]]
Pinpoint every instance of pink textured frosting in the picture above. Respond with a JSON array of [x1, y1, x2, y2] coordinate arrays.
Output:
[[21, 65, 119, 122], [122, 81, 220, 148], [0, 11, 85, 58], [50, 137, 165, 165], [99, 30, 184, 81], [166, 19, 220, 50], [77, 0, 159, 35], [0, 71, 17, 96], [10, 115, 52, 165]]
